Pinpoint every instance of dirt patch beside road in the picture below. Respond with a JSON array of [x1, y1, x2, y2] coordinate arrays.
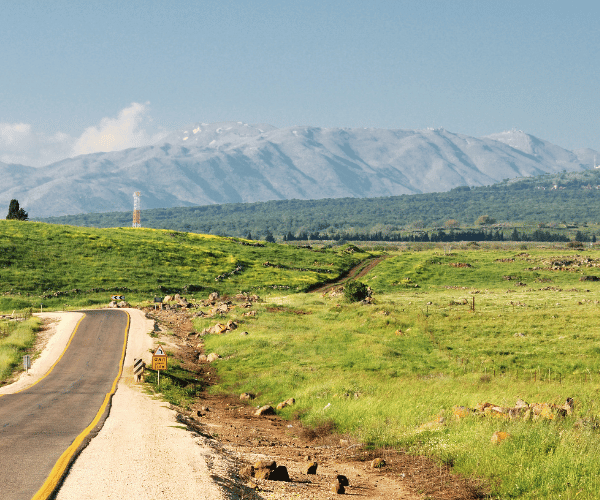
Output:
[[150, 303, 487, 500]]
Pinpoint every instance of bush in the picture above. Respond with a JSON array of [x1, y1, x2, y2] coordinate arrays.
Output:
[[344, 280, 369, 302]]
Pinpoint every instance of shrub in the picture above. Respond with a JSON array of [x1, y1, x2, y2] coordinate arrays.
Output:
[[344, 280, 369, 302]]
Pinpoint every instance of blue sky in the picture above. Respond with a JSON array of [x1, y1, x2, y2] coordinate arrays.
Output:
[[1, 0, 598, 166]]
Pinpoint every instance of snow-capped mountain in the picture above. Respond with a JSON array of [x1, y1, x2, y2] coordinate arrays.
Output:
[[0, 123, 597, 218]]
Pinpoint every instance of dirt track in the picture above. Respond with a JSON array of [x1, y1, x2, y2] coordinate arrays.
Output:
[[311, 256, 388, 294]]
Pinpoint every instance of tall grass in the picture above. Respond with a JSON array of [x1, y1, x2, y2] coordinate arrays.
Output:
[[0, 317, 40, 381]]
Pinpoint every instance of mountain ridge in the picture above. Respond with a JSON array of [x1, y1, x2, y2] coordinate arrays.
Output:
[[1, 123, 597, 218]]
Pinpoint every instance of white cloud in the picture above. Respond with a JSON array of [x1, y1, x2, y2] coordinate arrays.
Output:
[[0, 102, 168, 167], [71, 102, 166, 157], [0, 123, 73, 167]]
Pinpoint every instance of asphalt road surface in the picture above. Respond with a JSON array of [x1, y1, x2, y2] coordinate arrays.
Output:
[[0, 309, 129, 500]]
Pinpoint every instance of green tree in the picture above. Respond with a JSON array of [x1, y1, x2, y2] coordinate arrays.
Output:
[[264, 230, 275, 243], [6, 199, 28, 221], [475, 214, 496, 225]]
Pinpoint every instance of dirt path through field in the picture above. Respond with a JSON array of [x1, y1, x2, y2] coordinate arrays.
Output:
[[311, 255, 388, 294]]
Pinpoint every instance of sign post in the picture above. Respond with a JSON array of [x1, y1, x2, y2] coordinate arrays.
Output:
[[152, 346, 167, 386], [23, 355, 31, 374]]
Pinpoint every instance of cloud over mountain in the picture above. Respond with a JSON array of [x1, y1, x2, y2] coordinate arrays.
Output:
[[71, 102, 167, 157], [0, 103, 165, 168]]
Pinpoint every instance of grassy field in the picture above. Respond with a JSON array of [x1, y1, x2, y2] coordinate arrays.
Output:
[[0, 220, 361, 311], [198, 244, 600, 499], [4, 221, 600, 498]]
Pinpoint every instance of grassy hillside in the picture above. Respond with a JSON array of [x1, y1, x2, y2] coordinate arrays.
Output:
[[37, 169, 600, 241], [0, 221, 362, 311]]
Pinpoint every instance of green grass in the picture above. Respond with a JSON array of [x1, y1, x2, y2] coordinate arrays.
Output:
[[198, 245, 600, 499], [0, 316, 41, 381], [143, 360, 205, 409], [0, 220, 362, 311]]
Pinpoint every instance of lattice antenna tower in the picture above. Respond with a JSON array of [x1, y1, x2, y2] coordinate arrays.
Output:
[[133, 191, 141, 227]]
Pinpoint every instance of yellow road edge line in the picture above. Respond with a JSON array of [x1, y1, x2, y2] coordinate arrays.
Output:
[[0, 314, 87, 398], [31, 310, 131, 500]]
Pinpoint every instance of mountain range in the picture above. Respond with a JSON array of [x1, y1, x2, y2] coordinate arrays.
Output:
[[1, 122, 597, 218]]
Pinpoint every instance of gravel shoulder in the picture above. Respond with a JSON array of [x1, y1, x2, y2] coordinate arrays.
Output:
[[2, 310, 234, 499]]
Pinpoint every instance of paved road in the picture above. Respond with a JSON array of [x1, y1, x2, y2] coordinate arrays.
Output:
[[0, 309, 129, 500]]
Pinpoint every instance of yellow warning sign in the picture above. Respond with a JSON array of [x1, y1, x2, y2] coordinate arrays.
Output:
[[152, 346, 167, 370]]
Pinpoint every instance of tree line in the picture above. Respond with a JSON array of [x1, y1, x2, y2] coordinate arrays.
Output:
[[35, 168, 600, 242]]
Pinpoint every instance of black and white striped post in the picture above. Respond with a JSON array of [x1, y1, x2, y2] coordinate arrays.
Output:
[[133, 358, 145, 382]]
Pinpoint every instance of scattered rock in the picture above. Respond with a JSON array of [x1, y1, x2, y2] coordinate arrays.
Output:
[[252, 460, 288, 481], [330, 479, 345, 494], [276, 398, 295, 410], [453, 406, 470, 419], [198, 354, 207, 362], [371, 458, 385, 468], [491, 431, 510, 444], [206, 353, 221, 363], [254, 460, 277, 480], [305, 462, 318, 474], [471, 397, 574, 421], [240, 392, 255, 401], [254, 460, 276, 470], [255, 405, 275, 416], [240, 331, 249, 336], [174, 294, 190, 308], [208, 323, 228, 334]]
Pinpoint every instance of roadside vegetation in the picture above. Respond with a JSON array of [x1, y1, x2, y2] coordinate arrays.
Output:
[[0, 315, 40, 381], [5, 220, 600, 497]]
